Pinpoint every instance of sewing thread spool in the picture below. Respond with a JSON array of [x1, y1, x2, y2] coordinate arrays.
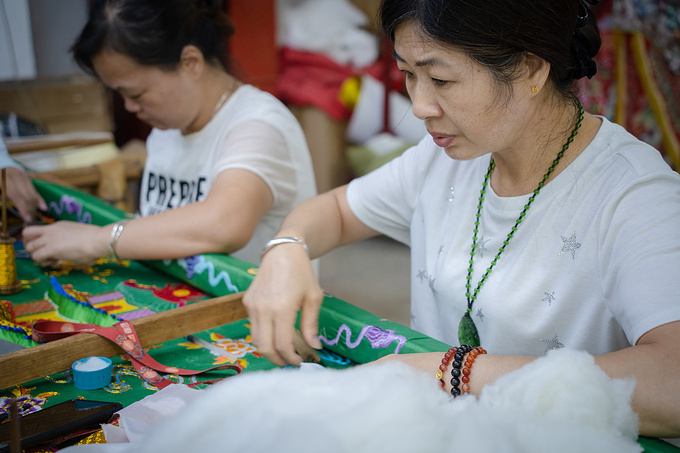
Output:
[[0, 168, 21, 295], [0, 239, 20, 294]]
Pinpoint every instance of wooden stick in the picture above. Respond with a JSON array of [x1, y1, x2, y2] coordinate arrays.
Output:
[[4, 134, 113, 154], [9, 398, 20, 453], [0, 292, 248, 390], [2, 168, 7, 238]]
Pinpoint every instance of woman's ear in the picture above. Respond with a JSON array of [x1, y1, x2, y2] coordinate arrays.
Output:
[[524, 53, 551, 95], [179, 45, 205, 80]]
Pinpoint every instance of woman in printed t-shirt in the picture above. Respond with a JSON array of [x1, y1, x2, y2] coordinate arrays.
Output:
[[22, 0, 316, 267], [243, 0, 680, 438]]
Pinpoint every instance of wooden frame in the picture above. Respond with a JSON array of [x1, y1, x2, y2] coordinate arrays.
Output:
[[0, 293, 247, 390]]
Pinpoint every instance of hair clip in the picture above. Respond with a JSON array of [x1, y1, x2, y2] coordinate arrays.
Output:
[[576, 0, 600, 28]]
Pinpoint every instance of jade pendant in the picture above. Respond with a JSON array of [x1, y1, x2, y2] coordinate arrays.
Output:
[[458, 312, 480, 347]]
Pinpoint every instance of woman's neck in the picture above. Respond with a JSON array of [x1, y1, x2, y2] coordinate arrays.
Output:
[[489, 102, 599, 197], [182, 70, 237, 135]]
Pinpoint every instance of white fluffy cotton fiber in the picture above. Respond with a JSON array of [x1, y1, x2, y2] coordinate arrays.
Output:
[[121, 348, 640, 453]]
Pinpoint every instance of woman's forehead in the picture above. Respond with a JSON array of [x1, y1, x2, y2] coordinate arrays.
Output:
[[394, 23, 466, 66], [92, 48, 157, 90]]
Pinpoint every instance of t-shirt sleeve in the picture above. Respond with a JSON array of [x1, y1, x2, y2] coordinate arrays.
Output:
[[0, 140, 23, 169], [346, 136, 434, 246], [601, 170, 680, 345], [212, 119, 296, 213]]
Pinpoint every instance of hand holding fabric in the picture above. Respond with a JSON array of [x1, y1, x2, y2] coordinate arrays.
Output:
[[243, 242, 323, 367], [22, 221, 110, 266], [4, 167, 47, 223]]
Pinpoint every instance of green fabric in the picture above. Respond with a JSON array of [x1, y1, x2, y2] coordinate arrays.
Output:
[[3, 247, 200, 348], [34, 178, 256, 297], [47, 281, 118, 327], [3, 180, 443, 389], [4, 319, 309, 410], [31, 179, 448, 362], [34, 178, 128, 226], [639, 438, 680, 453], [145, 254, 256, 297], [316, 296, 449, 362], [12, 252, 177, 306], [6, 180, 673, 453]]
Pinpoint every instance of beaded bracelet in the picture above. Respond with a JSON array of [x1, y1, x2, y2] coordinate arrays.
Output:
[[450, 344, 472, 397], [436, 344, 488, 396], [459, 346, 487, 394], [436, 347, 458, 389]]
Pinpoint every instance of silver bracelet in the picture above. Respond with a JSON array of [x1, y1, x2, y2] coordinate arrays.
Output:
[[108, 219, 131, 260], [261, 236, 310, 259]]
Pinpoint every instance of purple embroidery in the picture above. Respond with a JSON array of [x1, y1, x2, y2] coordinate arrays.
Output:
[[48, 196, 92, 224], [319, 324, 407, 354], [0, 395, 47, 417], [184, 255, 200, 279]]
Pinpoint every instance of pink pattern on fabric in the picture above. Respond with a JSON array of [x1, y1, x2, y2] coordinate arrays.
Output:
[[11, 300, 54, 317], [117, 308, 156, 320], [88, 291, 125, 303]]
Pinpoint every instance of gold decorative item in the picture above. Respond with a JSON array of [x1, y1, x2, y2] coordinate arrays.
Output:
[[0, 168, 22, 295]]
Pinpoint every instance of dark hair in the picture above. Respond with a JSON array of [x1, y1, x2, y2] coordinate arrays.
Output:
[[380, 0, 601, 101], [72, 0, 235, 75]]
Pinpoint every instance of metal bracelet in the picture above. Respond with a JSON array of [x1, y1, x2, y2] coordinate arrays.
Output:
[[261, 236, 310, 259], [108, 219, 131, 260]]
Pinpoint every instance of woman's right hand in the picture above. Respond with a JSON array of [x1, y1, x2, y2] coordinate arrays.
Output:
[[5, 167, 47, 223], [242, 242, 324, 367], [23, 221, 111, 266], [243, 185, 376, 367]]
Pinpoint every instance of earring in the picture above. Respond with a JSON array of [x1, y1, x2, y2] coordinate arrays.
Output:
[[531, 86, 539, 93]]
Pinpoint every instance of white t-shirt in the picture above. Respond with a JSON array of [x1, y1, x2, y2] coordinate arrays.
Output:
[[140, 84, 317, 265], [347, 117, 680, 356], [0, 140, 23, 169]]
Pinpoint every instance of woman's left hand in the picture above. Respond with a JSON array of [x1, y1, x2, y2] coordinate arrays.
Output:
[[22, 221, 110, 266]]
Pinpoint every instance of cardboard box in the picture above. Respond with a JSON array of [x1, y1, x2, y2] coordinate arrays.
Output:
[[0, 75, 113, 134]]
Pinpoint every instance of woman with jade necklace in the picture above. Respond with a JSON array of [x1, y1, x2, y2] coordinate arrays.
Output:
[[243, 0, 680, 438]]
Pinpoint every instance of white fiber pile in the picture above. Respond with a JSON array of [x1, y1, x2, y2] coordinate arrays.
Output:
[[62, 348, 641, 453]]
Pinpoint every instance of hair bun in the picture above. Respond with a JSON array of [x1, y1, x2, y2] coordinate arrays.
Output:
[[571, 40, 597, 79]]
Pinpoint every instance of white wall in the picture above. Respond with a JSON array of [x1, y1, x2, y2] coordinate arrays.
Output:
[[0, 0, 36, 81], [0, 0, 87, 81], [29, 0, 87, 77]]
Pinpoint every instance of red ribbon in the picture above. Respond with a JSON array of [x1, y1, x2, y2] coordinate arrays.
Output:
[[32, 320, 241, 389]]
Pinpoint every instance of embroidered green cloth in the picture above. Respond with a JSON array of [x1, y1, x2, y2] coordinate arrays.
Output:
[[0, 180, 448, 414]]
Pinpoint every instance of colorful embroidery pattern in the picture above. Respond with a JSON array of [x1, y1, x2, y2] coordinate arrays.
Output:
[[179, 255, 239, 293], [47, 196, 92, 224], [319, 324, 407, 354], [0, 385, 57, 418]]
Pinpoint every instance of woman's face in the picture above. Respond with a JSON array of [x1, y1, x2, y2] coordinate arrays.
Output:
[[92, 48, 200, 132], [394, 23, 532, 161]]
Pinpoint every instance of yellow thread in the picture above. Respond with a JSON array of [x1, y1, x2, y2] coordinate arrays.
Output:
[[0, 241, 20, 293]]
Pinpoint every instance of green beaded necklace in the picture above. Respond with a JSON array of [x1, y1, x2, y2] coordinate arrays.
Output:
[[458, 101, 585, 347]]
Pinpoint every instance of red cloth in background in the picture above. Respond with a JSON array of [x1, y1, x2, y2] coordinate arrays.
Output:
[[277, 46, 404, 121]]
